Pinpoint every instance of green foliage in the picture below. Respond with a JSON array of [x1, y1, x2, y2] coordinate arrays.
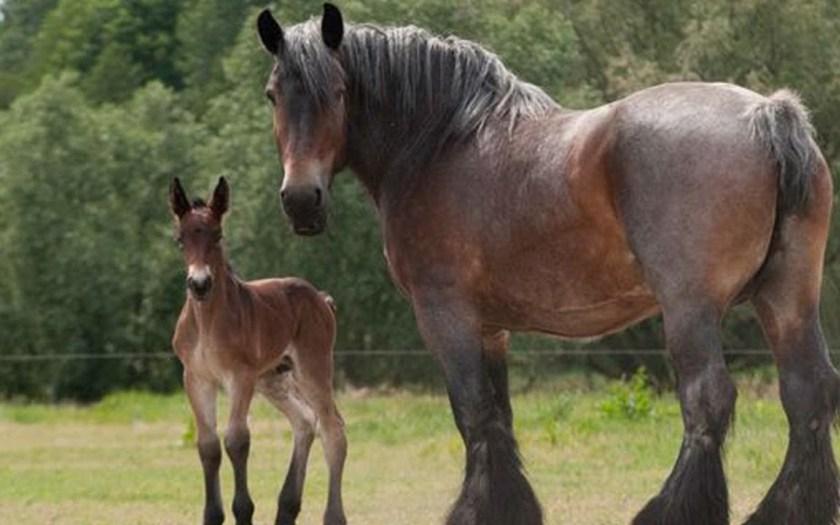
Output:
[[0, 74, 200, 399], [25, 0, 184, 102], [181, 414, 196, 448], [175, 0, 261, 112], [534, 396, 573, 445], [1, 0, 840, 399], [600, 367, 655, 420]]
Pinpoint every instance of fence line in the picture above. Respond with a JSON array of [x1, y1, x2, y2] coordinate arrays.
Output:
[[2, 348, 840, 362]]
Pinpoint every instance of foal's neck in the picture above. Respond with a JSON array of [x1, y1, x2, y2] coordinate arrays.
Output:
[[188, 251, 239, 329]]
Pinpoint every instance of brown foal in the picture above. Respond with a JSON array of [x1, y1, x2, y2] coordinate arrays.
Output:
[[169, 177, 346, 525]]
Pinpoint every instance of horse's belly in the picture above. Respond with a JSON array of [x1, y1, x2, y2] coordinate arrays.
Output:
[[483, 280, 659, 339], [478, 239, 660, 339]]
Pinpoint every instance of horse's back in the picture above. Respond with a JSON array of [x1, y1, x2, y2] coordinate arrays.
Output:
[[247, 277, 332, 317]]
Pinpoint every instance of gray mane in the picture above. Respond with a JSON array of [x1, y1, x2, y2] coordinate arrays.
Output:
[[284, 20, 558, 166]]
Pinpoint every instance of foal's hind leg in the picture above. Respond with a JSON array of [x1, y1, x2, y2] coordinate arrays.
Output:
[[745, 219, 840, 525], [258, 373, 317, 525], [298, 380, 347, 525], [634, 302, 736, 525], [414, 295, 542, 525]]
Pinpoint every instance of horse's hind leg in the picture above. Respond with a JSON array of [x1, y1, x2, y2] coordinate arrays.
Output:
[[745, 216, 839, 524], [258, 372, 317, 525], [745, 309, 840, 525], [634, 302, 736, 525]]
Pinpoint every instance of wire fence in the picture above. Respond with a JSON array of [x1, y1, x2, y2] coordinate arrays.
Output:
[[2, 348, 840, 362]]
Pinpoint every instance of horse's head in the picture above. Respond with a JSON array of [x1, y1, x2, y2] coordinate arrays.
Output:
[[169, 177, 229, 302], [258, 4, 347, 236]]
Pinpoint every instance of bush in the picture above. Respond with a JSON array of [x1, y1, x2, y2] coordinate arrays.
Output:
[[600, 367, 654, 420]]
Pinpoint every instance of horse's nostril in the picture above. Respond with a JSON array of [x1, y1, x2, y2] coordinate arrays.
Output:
[[280, 189, 288, 201], [188, 277, 212, 298], [314, 188, 323, 207]]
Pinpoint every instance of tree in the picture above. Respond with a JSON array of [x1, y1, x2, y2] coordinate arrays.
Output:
[[0, 74, 203, 399], [27, 0, 184, 103]]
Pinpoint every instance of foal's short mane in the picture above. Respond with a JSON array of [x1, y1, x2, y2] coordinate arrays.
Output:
[[285, 19, 558, 166]]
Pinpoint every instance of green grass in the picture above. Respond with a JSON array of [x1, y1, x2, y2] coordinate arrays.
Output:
[[0, 374, 832, 524]]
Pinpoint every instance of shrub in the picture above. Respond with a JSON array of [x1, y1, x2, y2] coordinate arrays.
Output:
[[600, 367, 654, 420]]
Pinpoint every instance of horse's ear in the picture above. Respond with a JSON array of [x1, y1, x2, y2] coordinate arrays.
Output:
[[257, 9, 284, 56], [209, 177, 229, 218], [321, 3, 344, 50], [170, 177, 191, 219]]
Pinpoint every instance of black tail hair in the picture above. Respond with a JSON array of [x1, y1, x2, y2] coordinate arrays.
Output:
[[748, 89, 817, 216]]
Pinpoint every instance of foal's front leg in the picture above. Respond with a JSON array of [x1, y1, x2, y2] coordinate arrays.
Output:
[[226, 374, 257, 525], [185, 371, 224, 525]]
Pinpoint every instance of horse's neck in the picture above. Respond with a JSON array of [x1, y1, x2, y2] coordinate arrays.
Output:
[[344, 117, 394, 199], [344, 113, 536, 204]]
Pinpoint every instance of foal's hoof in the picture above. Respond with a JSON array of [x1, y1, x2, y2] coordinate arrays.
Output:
[[203, 506, 225, 525], [275, 512, 297, 525], [323, 514, 347, 525]]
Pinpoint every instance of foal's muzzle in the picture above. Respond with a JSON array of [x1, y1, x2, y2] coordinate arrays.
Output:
[[187, 275, 212, 301], [280, 184, 326, 236]]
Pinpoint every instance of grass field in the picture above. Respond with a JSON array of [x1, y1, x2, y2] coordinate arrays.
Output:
[[0, 371, 832, 524]]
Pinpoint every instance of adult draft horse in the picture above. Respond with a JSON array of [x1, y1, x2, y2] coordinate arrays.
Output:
[[257, 5, 838, 524], [170, 177, 346, 525]]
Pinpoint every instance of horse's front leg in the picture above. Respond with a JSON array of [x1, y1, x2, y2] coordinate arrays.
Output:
[[184, 371, 225, 525], [226, 373, 257, 525], [483, 330, 513, 432], [413, 294, 542, 525]]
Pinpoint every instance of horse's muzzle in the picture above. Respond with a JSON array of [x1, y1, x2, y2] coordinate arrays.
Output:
[[187, 276, 212, 301], [280, 184, 327, 236]]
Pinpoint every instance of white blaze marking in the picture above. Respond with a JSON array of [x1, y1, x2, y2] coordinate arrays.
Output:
[[188, 264, 212, 282], [281, 159, 331, 191]]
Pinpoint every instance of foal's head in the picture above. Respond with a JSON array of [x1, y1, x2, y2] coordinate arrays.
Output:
[[169, 177, 229, 302], [257, 4, 347, 235]]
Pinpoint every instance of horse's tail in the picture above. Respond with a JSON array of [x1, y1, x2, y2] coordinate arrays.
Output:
[[747, 89, 818, 217]]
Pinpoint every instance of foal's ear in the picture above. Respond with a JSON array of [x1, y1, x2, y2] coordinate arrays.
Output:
[[209, 177, 229, 218], [257, 9, 284, 56], [321, 3, 344, 50], [169, 177, 191, 219]]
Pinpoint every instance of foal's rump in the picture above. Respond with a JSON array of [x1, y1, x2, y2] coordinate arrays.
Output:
[[245, 277, 337, 384]]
